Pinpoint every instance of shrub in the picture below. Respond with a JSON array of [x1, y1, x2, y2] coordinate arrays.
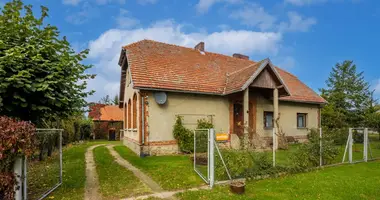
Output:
[[323, 127, 348, 145], [197, 118, 213, 129], [79, 118, 93, 140], [353, 130, 364, 143], [291, 128, 339, 169], [173, 116, 194, 153], [0, 116, 36, 199], [173, 117, 214, 153], [215, 149, 253, 179]]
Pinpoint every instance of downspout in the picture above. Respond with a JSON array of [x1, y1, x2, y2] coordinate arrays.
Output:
[[139, 94, 146, 157], [141, 95, 145, 145]]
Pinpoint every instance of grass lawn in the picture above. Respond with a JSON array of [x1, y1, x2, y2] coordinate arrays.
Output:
[[177, 161, 380, 200], [93, 146, 150, 199], [113, 145, 204, 190], [265, 136, 380, 167], [27, 152, 60, 200], [39, 140, 122, 200]]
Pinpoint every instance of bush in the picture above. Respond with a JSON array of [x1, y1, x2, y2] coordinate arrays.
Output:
[[353, 130, 364, 143], [323, 127, 348, 145], [215, 149, 283, 180], [173, 116, 194, 153], [291, 128, 339, 169], [79, 118, 93, 140], [0, 116, 36, 200], [173, 117, 214, 153]]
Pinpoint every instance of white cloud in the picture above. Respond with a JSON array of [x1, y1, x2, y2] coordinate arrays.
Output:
[[115, 9, 140, 28], [137, 0, 158, 5], [278, 12, 317, 32], [62, 0, 82, 6], [284, 0, 328, 6], [374, 79, 380, 95], [196, 0, 242, 14], [96, 0, 126, 5], [230, 3, 277, 31], [87, 20, 282, 101], [65, 2, 94, 25]]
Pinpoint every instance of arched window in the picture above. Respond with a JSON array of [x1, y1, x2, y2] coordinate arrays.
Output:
[[127, 99, 131, 129], [133, 93, 137, 129], [124, 103, 127, 129]]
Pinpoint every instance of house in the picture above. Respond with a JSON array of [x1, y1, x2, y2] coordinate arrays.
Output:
[[89, 104, 123, 140], [118, 39, 326, 156]]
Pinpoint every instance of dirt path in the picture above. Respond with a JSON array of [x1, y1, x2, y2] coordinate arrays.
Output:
[[85, 144, 104, 200], [120, 186, 210, 200], [106, 145, 164, 193]]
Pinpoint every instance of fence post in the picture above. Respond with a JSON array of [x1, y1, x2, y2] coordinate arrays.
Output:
[[364, 128, 368, 162], [23, 156, 27, 200], [319, 127, 322, 166], [349, 128, 353, 163], [13, 157, 23, 200], [209, 128, 215, 188]]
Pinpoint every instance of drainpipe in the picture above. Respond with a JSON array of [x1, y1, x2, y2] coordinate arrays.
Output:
[[140, 95, 145, 157], [141, 95, 145, 145]]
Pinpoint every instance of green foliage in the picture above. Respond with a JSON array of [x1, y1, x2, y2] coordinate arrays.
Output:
[[215, 149, 283, 179], [173, 117, 214, 153], [79, 118, 93, 140], [323, 127, 348, 145], [320, 60, 372, 128], [196, 118, 214, 129], [0, 0, 95, 124], [173, 116, 194, 153], [291, 129, 339, 169], [0, 116, 36, 199]]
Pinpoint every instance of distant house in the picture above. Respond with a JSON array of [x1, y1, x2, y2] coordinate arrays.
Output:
[[89, 104, 123, 140], [117, 39, 326, 156]]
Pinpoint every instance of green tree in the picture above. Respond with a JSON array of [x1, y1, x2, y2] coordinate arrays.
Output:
[[113, 94, 119, 105], [0, 0, 94, 124], [320, 60, 372, 128], [99, 95, 112, 105]]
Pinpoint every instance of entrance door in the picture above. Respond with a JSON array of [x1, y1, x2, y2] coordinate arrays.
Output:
[[233, 103, 243, 137], [108, 129, 116, 141]]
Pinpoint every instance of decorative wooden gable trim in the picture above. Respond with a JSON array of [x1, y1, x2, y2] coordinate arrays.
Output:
[[250, 68, 280, 89], [241, 58, 291, 96]]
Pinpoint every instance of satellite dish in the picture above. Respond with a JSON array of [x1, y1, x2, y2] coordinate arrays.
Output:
[[153, 92, 167, 105]]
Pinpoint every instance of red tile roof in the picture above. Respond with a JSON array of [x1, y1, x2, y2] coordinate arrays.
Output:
[[122, 39, 326, 104], [89, 104, 123, 121]]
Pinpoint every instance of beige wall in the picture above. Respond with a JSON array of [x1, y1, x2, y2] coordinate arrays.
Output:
[[123, 68, 140, 144], [147, 92, 230, 142], [255, 93, 320, 137]]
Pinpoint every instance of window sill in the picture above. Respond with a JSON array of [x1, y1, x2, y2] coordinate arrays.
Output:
[[264, 127, 273, 130], [297, 127, 308, 129], [132, 129, 138, 132]]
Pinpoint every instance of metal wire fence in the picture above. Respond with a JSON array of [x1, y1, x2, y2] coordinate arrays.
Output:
[[27, 129, 62, 200], [195, 127, 380, 186]]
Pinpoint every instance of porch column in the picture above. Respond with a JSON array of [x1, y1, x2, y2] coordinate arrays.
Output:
[[243, 87, 249, 149], [273, 88, 279, 150]]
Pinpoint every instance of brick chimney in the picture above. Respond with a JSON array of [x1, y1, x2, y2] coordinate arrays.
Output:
[[233, 53, 249, 60], [194, 42, 205, 51]]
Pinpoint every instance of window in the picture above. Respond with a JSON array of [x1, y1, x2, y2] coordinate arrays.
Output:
[[127, 99, 131, 129], [297, 113, 307, 128], [132, 93, 137, 129], [264, 111, 273, 128]]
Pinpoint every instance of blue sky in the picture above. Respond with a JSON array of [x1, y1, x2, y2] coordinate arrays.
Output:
[[2, 0, 380, 102]]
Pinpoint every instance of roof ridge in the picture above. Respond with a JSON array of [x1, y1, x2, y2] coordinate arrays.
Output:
[[227, 60, 263, 76], [124, 39, 257, 63]]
